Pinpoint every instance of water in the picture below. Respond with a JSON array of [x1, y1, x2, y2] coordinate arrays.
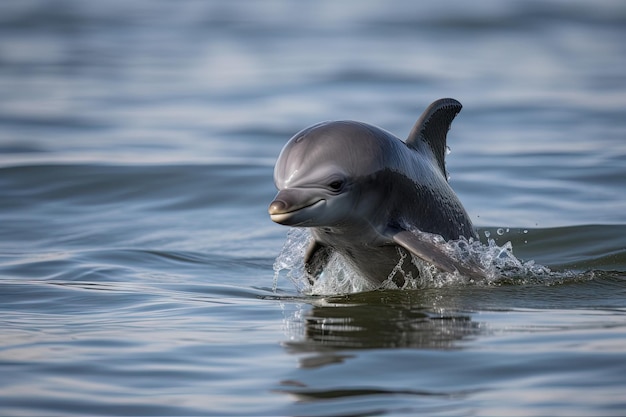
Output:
[[1, 0, 625, 415]]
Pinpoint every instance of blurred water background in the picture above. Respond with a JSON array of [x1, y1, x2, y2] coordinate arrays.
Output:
[[1, 0, 625, 415]]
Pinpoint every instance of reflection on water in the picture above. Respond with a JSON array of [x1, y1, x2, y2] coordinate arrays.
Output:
[[279, 274, 626, 366], [275, 281, 626, 416], [284, 291, 479, 358]]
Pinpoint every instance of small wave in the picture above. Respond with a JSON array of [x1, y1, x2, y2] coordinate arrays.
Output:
[[273, 228, 589, 295]]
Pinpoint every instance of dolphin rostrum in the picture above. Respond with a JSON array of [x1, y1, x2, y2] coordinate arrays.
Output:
[[269, 98, 483, 287]]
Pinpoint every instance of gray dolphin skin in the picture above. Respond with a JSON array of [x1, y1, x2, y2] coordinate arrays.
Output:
[[269, 98, 483, 286]]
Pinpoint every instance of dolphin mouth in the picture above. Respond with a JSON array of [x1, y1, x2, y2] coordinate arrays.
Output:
[[269, 199, 325, 225]]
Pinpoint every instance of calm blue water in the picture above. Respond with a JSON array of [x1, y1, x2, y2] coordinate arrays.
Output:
[[1, 1, 625, 415]]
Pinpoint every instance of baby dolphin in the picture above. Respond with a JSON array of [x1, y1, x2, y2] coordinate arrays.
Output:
[[269, 98, 482, 286]]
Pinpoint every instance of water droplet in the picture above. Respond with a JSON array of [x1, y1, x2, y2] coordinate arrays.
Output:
[[446, 146, 451, 155], [484, 231, 491, 238], [523, 229, 528, 234], [496, 228, 504, 235]]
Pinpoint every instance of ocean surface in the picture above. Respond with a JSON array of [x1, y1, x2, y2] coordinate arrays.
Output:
[[1, 0, 625, 415]]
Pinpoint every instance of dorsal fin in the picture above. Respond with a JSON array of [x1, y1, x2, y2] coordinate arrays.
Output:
[[406, 98, 462, 176]]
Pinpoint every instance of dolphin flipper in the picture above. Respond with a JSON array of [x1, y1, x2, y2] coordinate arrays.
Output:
[[406, 98, 462, 177], [304, 240, 331, 283], [389, 228, 486, 279]]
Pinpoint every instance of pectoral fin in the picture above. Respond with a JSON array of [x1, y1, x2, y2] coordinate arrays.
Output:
[[304, 239, 331, 283], [388, 228, 486, 279]]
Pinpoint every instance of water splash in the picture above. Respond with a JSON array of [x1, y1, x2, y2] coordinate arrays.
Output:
[[272, 228, 311, 293], [273, 227, 583, 295], [273, 228, 377, 294]]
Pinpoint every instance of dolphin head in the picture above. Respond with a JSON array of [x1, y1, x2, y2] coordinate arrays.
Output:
[[269, 121, 388, 227]]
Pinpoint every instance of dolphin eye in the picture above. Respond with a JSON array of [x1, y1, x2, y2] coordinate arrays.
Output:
[[328, 179, 345, 191]]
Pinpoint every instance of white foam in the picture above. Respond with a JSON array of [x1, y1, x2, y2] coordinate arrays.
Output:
[[272, 227, 578, 295]]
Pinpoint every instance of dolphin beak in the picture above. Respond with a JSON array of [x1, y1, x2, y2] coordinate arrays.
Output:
[[268, 189, 324, 225], [268, 199, 289, 215]]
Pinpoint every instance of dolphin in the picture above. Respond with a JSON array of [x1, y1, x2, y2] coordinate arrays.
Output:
[[269, 98, 483, 287]]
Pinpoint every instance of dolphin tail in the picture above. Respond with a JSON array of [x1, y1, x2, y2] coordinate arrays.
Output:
[[406, 98, 462, 178]]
